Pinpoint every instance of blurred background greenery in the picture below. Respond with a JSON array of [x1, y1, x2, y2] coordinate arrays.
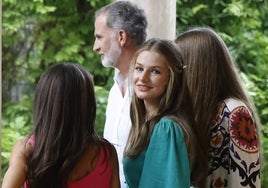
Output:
[[1, 0, 268, 186]]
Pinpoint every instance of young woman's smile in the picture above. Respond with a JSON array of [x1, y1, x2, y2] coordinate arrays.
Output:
[[133, 50, 169, 106]]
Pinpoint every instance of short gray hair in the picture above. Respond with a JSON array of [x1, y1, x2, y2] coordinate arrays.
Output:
[[95, 1, 148, 46]]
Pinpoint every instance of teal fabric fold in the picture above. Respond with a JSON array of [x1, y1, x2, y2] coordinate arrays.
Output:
[[124, 117, 190, 188]]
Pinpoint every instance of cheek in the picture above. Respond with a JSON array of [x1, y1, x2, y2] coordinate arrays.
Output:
[[101, 38, 110, 50], [160, 78, 169, 91], [102, 41, 108, 50], [132, 72, 139, 84], [156, 77, 168, 87]]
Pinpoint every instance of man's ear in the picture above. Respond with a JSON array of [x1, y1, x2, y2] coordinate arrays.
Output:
[[118, 29, 127, 47]]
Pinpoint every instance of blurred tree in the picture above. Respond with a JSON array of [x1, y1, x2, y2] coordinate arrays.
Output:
[[1, 0, 113, 180], [1, 0, 267, 185]]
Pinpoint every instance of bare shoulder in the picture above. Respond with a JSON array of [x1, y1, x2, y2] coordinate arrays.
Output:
[[2, 137, 30, 188], [10, 137, 31, 162], [100, 141, 118, 163]]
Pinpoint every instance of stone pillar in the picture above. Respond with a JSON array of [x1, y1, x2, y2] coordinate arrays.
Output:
[[126, 0, 176, 40]]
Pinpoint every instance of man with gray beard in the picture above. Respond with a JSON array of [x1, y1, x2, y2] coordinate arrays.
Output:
[[93, 1, 148, 187]]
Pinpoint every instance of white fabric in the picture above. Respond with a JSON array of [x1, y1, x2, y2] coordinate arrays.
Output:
[[206, 98, 260, 187], [103, 71, 132, 188]]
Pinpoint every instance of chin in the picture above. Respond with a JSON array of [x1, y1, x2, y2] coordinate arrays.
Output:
[[136, 94, 147, 100], [102, 59, 115, 68]]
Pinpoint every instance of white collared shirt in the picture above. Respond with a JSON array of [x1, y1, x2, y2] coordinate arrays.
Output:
[[103, 71, 132, 188]]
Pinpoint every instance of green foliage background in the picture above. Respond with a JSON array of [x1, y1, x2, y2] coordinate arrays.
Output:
[[1, 0, 268, 186]]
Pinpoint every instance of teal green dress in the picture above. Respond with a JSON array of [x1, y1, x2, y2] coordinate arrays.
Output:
[[123, 117, 190, 188]]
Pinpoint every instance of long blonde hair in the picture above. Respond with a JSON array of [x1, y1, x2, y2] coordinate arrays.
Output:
[[124, 38, 202, 185]]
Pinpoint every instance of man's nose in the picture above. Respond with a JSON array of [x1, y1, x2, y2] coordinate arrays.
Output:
[[93, 40, 100, 52]]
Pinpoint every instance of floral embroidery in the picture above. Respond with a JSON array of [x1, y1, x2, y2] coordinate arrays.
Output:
[[207, 99, 260, 188], [209, 177, 227, 188], [211, 133, 223, 147], [229, 107, 258, 153]]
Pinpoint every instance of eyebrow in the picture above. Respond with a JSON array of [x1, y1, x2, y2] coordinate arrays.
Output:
[[94, 33, 102, 38], [135, 62, 163, 69]]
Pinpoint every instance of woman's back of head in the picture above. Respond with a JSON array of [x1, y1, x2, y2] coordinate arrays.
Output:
[[175, 27, 256, 130], [175, 27, 246, 104], [27, 63, 98, 187], [175, 27, 260, 187]]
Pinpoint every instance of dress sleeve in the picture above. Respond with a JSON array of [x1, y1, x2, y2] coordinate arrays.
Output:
[[139, 118, 190, 188], [228, 105, 261, 187]]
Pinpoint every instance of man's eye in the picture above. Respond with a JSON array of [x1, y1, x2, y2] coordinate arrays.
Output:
[[95, 35, 102, 40]]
